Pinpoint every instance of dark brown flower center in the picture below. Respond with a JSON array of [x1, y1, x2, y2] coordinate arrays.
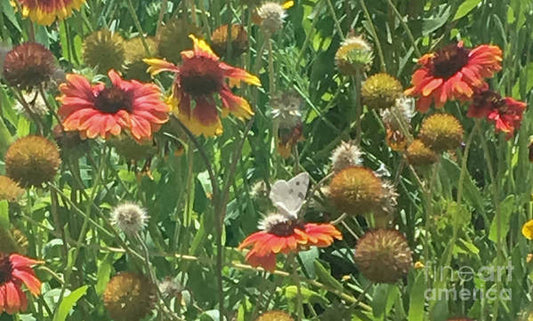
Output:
[[94, 86, 134, 114], [0, 254, 13, 284], [431, 44, 470, 79], [179, 57, 224, 97], [269, 220, 305, 237], [474, 90, 505, 110]]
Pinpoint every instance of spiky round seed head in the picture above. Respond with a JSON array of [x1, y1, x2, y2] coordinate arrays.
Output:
[[256, 310, 294, 321], [52, 125, 88, 160], [335, 36, 373, 75], [83, 29, 125, 73], [3, 42, 56, 90], [111, 202, 148, 235], [13, 91, 49, 118], [406, 139, 438, 166], [329, 166, 385, 216], [380, 96, 415, 131], [211, 24, 249, 59], [108, 135, 156, 161], [103, 272, 156, 321], [257, 2, 287, 34], [0, 176, 24, 202], [5, 136, 61, 187], [158, 277, 183, 299], [362, 73, 403, 110], [419, 114, 463, 152], [330, 141, 363, 172], [124, 37, 157, 82], [157, 19, 201, 64], [354, 229, 412, 283]]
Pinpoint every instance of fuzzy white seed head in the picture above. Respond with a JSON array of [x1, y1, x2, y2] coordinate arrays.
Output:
[[111, 202, 148, 235], [258, 213, 291, 232], [330, 141, 363, 172], [380, 96, 415, 130], [257, 2, 287, 34], [159, 277, 183, 299]]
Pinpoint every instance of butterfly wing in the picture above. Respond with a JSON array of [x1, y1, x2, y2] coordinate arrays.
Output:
[[269, 172, 310, 219]]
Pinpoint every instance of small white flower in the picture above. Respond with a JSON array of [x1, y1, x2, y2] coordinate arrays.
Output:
[[111, 202, 148, 235], [159, 277, 183, 299], [330, 141, 363, 172]]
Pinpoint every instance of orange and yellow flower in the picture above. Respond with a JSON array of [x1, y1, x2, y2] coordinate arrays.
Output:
[[405, 42, 502, 112], [238, 214, 342, 272], [144, 35, 260, 137], [13, 0, 86, 26], [522, 220, 533, 240], [57, 69, 169, 141], [467, 90, 526, 139]]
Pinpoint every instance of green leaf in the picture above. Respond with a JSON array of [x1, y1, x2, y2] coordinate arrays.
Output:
[[0, 0, 21, 32], [313, 260, 343, 292], [453, 0, 482, 21], [489, 195, 515, 243], [422, 5, 451, 36], [95, 255, 113, 295], [0, 200, 8, 229], [285, 285, 329, 306], [53, 285, 88, 321], [408, 272, 426, 321]]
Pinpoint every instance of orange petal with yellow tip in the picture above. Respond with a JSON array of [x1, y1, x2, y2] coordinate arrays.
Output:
[[189, 34, 218, 59], [143, 58, 179, 76]]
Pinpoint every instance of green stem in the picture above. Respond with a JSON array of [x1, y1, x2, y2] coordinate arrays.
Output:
[[125, 0, 152, 56], [325, 0, 345, 40], [456, 121, 479, 204], [359, 0, 386, 71], [386, 0, 421, 57], [353, 71, 363, 145]]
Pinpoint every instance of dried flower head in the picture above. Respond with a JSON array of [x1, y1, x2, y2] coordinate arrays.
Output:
[[211, 24, 249, 59], [103, 272, 155, 321], [111, 203, 148, 235], [419, 113, 463, 152], [158, 277, 183, 299], [330, 141, 363, 172], [124, 37, 157, 82], [83, 29, 125, 73], [335, 36, 373, 75], [52, 125, 88, 160], [256, 310, 294, 321], [272, 92, 304, 158], [0, 176, 24, 202], [406, 139, 438, 166], [381, 97, 415, 151], [362, 73, 403, 110], [380, 180, 398, 216], [5, 136, 61, 187], [108, 135, 157, 161], [256, 2, 293, 34], [354, 229, 412, 283], [329, 166, 385, 216], [13, 91, 49, 118], [3, 43, 56, 90], [157, 19, 200, 64]]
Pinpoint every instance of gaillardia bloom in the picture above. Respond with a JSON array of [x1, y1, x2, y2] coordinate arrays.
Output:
[[468, 90, 526, 139], [145, 35, 260, 137], [13, 0, 86, 26], [238, 214, 342, 272], [57, 69, 169, 140], [405, 41, 502, 112], [0, 253, 42, 314]]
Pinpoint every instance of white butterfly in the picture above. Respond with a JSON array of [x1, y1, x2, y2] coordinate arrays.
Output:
[[269, 172, 310, 219]]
